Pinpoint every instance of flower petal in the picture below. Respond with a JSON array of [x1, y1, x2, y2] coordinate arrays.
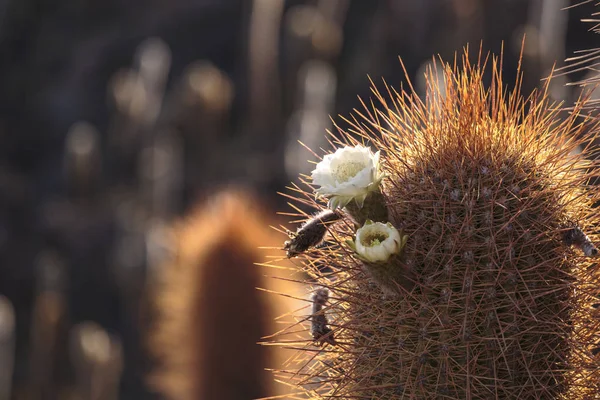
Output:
[[310, 145, 382, 205]]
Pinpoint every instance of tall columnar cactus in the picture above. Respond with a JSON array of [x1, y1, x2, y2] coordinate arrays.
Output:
[[276, 52, 600, 399], [149, 190, 304, 400]]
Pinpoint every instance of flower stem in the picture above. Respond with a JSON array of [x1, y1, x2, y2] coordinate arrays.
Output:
[[345, 190, 388, 225], [360, 254, 414, 296]]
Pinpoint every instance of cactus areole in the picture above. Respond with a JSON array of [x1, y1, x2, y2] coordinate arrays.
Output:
[[274, 50, 600, 399]]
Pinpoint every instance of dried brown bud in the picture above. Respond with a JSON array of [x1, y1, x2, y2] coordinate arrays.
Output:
[[284, 209, 340, 257]]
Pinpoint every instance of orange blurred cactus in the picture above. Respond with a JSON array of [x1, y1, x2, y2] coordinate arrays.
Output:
[[149, 189, 305, 400]]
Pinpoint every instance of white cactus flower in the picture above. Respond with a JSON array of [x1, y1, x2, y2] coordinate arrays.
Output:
[[353, 221, 406, 263], [311, 145, 383, 209]]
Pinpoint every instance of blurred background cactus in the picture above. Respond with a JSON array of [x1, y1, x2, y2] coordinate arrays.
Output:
[[149, 189, 306, 400], [0, 0, 598, 399]]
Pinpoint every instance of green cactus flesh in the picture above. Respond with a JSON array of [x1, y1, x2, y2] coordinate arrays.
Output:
[[274, 52, 600, 399]]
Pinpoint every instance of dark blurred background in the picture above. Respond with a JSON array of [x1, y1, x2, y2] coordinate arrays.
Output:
[[0, 0, 598, 399]]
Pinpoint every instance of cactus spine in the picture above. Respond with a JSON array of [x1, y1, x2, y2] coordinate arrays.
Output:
[[274, 51, 600, 399]]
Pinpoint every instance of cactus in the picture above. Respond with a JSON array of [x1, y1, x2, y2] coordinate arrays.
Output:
[[274, 51, 600, 399], [148, 189, 304, 400]]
